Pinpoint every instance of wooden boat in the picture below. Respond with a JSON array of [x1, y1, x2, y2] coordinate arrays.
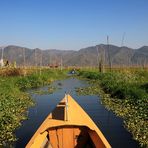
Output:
[[26, 94, 111, 148]]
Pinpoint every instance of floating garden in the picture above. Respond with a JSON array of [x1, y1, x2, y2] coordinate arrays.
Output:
[[0, 68, 67, 146], [77, 69, 148, 147]]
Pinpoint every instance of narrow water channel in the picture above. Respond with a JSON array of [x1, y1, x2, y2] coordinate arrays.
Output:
[[15, 78, 140, 148]]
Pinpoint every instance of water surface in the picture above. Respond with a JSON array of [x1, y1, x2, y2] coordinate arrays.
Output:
[[15, 78, 140, 148]]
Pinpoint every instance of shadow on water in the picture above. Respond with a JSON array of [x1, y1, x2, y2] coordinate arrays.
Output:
[[15, 78, 140, 148]]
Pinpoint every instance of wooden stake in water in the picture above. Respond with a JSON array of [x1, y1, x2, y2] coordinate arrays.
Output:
[[40, 50, 42, 75], [23, 48, 26, 68], [60, 55, 63, 70], [107, 35, 112, 71]]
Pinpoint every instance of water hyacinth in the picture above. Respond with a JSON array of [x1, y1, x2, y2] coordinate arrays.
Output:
[[0, 85, 33, 145], [0, 68, 67, 146], [77, 70, 148, 147]]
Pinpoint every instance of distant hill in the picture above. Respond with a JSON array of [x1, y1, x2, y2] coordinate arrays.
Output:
[[0, 44, 148, 67]]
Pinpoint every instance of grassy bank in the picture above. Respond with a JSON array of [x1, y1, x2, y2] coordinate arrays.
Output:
[[77, 70, 148, 147], [0, 68, 67, 146]]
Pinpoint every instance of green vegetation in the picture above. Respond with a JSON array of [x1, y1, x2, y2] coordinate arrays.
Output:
[[77, 69, 148, 147], [0, 68, 67, 146], [16, 69, 67, 90], [31, 86, 56, 95]]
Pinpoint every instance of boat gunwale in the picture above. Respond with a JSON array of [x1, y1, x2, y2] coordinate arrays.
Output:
[[26, 94, 111, 148]]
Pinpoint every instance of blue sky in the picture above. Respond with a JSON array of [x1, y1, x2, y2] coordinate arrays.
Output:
[[0, 0, 148, 50]]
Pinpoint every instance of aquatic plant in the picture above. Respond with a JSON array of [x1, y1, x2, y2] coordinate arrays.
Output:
[[78, 70, 148, 147], [0, 69, 67, 145], [0, 77, 33, 146]]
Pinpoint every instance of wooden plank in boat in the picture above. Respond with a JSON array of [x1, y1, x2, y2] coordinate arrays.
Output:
[[62, 128, 74, 148], [48, 129, 58, 148]]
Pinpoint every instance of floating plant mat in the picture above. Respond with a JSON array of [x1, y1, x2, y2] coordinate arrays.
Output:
[[75, 80, 99, 95], [77, 70, 148, 147], [0, 69, 68, 146], [30, 86, 56, 95]]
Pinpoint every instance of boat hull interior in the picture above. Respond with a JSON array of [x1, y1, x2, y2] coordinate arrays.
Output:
[[41, 125, 105, 148]]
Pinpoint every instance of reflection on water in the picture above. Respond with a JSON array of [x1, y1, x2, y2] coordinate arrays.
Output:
[[15, 78, 140, 148]]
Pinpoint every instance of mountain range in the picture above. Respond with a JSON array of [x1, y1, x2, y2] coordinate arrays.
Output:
[[0, 44, 148, 67]]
